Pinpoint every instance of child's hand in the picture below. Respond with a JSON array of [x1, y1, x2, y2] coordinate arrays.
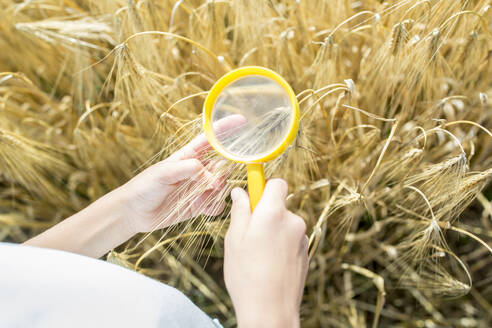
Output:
[[116, 134, 224, 234], [116, 114, 246, 234], [224, 179, 309, 328]]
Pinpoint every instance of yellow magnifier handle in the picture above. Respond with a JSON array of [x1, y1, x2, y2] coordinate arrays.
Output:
[[246, 163, 265, 211]]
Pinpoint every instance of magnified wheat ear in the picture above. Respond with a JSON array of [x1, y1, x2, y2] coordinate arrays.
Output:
[[1, 0, 492, 326]]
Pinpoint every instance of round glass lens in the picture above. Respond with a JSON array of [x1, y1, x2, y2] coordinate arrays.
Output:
[[211, 75, 293, 160]]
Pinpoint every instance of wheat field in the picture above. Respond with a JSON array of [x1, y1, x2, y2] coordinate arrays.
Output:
[[0, 0, 491, 327]]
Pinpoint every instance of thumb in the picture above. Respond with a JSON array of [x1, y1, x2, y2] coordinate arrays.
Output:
[[228, 187, 251, 235]]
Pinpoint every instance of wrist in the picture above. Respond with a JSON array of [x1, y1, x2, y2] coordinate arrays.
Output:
[[99, 188, 137, 237], [237, 310, 300, 328]]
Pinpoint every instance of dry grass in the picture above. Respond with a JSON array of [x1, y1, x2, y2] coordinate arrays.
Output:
[[1, 0, 492, 326]]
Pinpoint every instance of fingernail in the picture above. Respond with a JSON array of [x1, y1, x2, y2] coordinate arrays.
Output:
[[231, 187, 242, 201]]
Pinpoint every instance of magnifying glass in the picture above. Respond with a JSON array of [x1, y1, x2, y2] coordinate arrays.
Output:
[[203, 66, 300, 210]]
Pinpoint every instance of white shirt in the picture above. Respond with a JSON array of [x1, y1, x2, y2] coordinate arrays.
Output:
[[0, 243, 222, 328]]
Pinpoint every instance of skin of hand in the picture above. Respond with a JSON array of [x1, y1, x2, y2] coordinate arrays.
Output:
[[224, 179, 309, 328], [118, 134, 225, 234]]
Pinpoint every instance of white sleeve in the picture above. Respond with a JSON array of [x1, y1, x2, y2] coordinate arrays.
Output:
[[0, 243, 221, 328]]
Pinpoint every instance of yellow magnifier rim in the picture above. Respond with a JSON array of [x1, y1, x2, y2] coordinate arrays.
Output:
[[202, 66, 300, 164]]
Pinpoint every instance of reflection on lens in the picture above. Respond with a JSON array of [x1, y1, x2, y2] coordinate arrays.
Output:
[[211, 75, 293, 160]]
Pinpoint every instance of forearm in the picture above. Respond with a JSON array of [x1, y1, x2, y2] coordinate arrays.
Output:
[[24, 190, 134, 258]]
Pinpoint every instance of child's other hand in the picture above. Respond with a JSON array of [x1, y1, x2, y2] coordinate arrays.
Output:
[[224, 179, 309, 328]]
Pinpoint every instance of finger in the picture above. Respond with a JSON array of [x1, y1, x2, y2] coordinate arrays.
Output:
[[203, 200, 226, 216], [228, 187, 251, 235], [212, 114, 247, 141], [191, 189, 226, 217], [154, 159, 204, 185], [184, 159, 225, 190], [167, 114, 248, 161], [205, 159, 228, 190], [167, 134, 209, 161], [256, 178, 288, 211], [195, 166, 224, 191]]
